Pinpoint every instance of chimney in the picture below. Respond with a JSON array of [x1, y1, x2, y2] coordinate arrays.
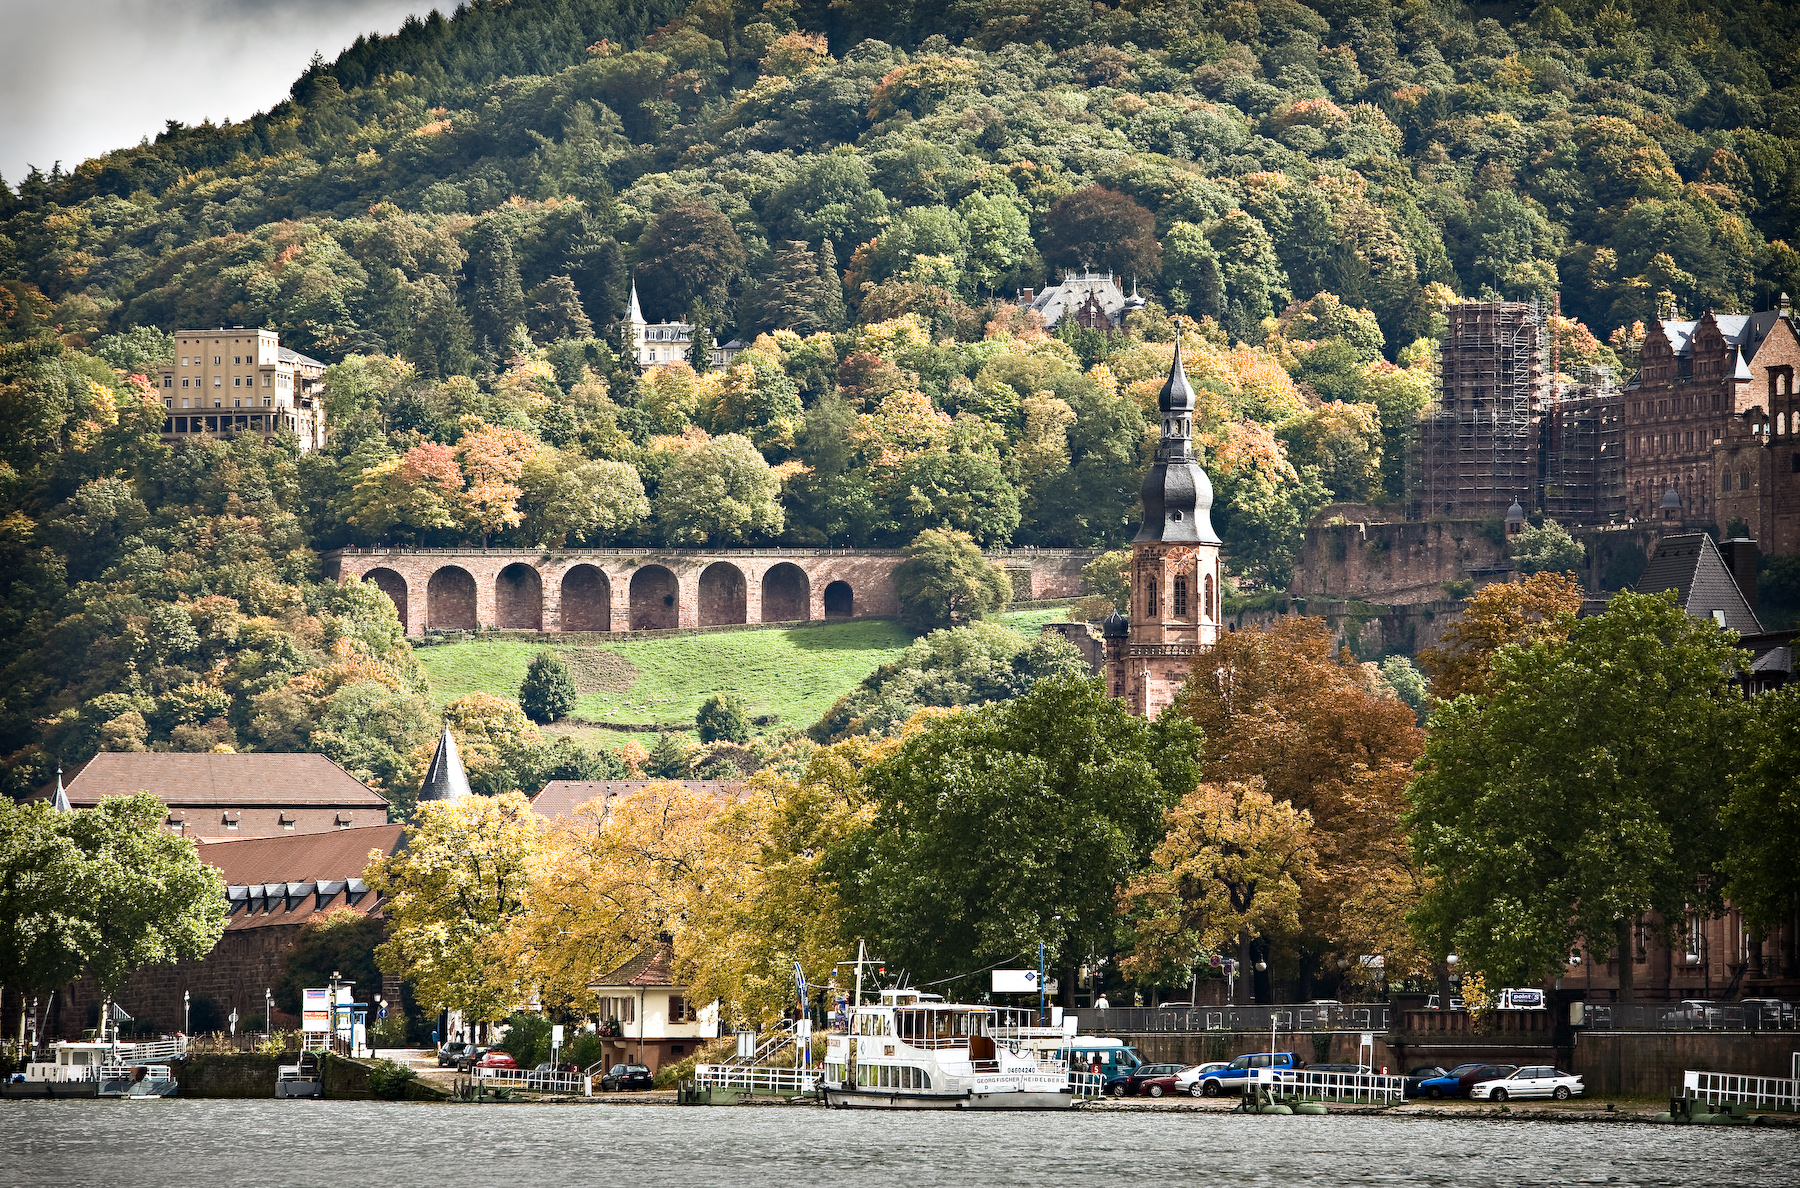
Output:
[[1722, 538, 1760, 615]]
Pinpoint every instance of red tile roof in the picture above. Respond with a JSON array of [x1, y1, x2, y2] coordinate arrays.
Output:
[[42, 752, 388, 809], [530, 780, 742, 820], [198, 823, 404, 885], [589, 942, 678, 988]]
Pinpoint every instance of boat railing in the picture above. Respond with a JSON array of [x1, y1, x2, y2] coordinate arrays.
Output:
[[113, 1037, 189, 1063], [695, 1063, 816, 1093]]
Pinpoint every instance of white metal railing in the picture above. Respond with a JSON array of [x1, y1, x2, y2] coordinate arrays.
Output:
[[1682, 1054, 1800, 1111], [113, 1038, 188, 1063], [1257, 1067, 1407, 1105], [1069, 1070, 1105, 1099], [695, 1063, 815, 1093], [473, 1066, 592, 1095]]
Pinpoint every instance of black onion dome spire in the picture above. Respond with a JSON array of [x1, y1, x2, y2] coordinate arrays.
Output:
[[1136, 325, 1221, 544]]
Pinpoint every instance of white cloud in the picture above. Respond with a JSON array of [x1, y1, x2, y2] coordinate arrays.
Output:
[[1, 0, 430, 184]]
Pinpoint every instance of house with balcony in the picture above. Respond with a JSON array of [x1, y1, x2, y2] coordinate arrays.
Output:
[[586, 942, 719, 1075]]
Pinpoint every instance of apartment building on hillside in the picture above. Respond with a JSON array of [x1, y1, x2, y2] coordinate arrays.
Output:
[[156, 327, 327, 451]]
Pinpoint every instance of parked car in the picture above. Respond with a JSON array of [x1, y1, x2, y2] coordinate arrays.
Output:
[[1403, 1066, 1450, 1097], [1674, 999, 1723, 1026], [1175, 1061, 1230, 1097], [1739, 997, 1795, 1028], [453, 1046, 493, 1073], [1416, 1063, 1517, 1099], [1495, 987, 1547, 1010], [1469, 1066, 1583, 1101], [1194, 1052, 1303, 1097], [473, 1051, 518, 1074], [436, 1041, 475, 1068], [1120, 1063, 1189, 1097], [600, 1063, 655, 1092], [1423, 995, 1466, 1010]]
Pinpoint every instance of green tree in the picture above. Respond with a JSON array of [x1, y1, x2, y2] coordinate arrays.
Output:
[[496, 1009, 555, 1066], [1511, 519, 1586, 576], [893, 528, 1012, 633], [643, 733, 697, 779], [1378, 655, 1430, 724], [274, 907, 385, 1013], [829, 675, 1202, 994], [655, 434, 784, 544], [1724, 685, 1800, 935], [695, 692, 751, 744], [519, 651, 578, 724], [636, 202, 747, 321], [0, 801, 90, 1031], [526, 275, 594, 343], [1406, 592, 1748, 998], [466, 222, 527, 352], [66, 792, 228, 996]]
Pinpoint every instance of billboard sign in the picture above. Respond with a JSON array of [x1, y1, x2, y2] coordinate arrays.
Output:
[[302, 988, 330, 1033], [991, 970, 1040, 994]]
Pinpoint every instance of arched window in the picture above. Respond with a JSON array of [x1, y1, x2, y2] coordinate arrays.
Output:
[[1145, 577, 1158, 619], [1204, 574, 1215, 621], [1722, 470, 1732, 493], [1172, 577, 1188, 618], [1740, 468, 1751, 491]]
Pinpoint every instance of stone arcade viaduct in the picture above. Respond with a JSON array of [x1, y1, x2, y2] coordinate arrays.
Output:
[[326, 547, 1092, 635]]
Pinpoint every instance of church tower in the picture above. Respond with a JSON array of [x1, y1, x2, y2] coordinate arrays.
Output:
[[1103, 328, 1224, 717]]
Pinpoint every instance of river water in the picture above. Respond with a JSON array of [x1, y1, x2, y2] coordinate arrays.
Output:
[[2, 1100, 1791, 1186]]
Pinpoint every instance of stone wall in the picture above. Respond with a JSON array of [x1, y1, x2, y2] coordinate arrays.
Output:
[[52, 924, 309, 1041], [1292, 518, 1510, 604], [330, 548, 1093, 636], [1569, 1031, 1800, 1098]]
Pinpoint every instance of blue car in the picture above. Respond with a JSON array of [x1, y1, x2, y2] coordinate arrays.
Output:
[[1195, 1052, 1302, 1096], [1417, 1062, 1516, 1099]]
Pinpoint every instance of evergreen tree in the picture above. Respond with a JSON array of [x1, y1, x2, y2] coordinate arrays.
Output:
[[466, 222, 527, 349], [813, 238, 847, 332], [758, 241, 825, 334], [567, 231, 628, 329], [519, 651, 577, 724], [527, 275, 594, 343], [643, 732, 696, 778]]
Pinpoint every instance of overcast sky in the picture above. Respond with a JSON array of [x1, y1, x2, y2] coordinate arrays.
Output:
[[2, 0, 433, 186]]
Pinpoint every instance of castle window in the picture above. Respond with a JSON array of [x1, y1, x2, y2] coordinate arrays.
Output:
[[1173, 577, 1188, 617], [1722, 471, 1732, 492], [1740, 468, 1750, 491], [1145, 577, 1158, 618], [1204, 574, 1214, 621]]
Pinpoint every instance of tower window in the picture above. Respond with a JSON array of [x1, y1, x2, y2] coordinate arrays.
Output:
[[1173, 577, 1188, 617], [1204, 574, 1215, 621], [1145, 577, 1158, 618]]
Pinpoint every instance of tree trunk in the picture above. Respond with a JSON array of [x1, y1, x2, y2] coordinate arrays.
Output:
[[1437, 959, 1454, 1009], [1061, 966, 1076, 1009], [1297, 952, 1316, 1001], [1615, 917, 1636, 1003], [1236, 930, 1255, 1005]]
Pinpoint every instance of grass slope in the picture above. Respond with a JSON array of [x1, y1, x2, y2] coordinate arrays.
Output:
[[413, 607, 1077, 740]]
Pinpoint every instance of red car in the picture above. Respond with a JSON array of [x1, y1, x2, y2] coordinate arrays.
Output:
[[474, 1051, 518, 1073]]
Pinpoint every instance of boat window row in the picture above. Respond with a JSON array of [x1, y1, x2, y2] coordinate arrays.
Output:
[[894, 1008, 988, 1048], [831, 1062, 931, 1090]]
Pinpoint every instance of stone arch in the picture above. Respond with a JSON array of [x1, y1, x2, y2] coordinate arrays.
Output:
[[427, 566, 477, 630], [495, 562, 543, 630], [762, 563, 809, 622], [560, 565, 611, 632], [699, 562, 747, 626], [824, 580, 854, 619], [630, 565, 679, 630], [364, 567, 409, 631]]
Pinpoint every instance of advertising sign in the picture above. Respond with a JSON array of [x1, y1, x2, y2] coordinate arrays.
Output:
[[991, 970, 1040, 994], [302, 988, 330, 1033]]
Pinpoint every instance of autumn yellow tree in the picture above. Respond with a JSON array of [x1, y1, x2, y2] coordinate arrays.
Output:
[[519, 781, 719, 1013], [1170, 616, 1426, 998], [1120, 779, 1316, 985], [1416, 571, 1584, 699], [368, 792, 543, 1026]]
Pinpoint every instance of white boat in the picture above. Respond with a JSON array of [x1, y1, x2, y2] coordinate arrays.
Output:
[[820, 990, 1097, 1110], [13, 1037, 186, 1098]]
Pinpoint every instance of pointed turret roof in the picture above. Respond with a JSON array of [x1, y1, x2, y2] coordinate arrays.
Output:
[[51, 766, 71, 812], [1135, 326, 1221, 545], [627, 278, 644, 325], [418, 722, 472, 804]]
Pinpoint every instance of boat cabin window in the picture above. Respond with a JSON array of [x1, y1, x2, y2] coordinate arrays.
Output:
[[853, 1012, 892, 1036], [894, 1008, 988, 1048]]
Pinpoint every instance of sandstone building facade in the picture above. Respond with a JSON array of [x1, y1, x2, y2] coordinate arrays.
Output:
[[157, 327, 327, 451]]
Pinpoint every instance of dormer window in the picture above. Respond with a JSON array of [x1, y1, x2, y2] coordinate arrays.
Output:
[[222, 813, 240, 831], [279, 812, 296, 831], [1169, 510, 1183, 522]]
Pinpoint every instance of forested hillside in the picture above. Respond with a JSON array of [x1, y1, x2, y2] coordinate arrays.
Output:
[[3, 0, 1797, 794]]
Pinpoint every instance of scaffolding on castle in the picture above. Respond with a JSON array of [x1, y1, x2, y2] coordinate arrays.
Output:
[[1409, 301, 1544, 520], [1542, 368, 1626, 523]]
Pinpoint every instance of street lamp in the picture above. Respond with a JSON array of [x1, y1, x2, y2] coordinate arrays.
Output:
[[183, 989, 190, 1036], [372, 995, 384, 1056], [265, 988, 272, 1037], [228, 1008, 238, 1039]]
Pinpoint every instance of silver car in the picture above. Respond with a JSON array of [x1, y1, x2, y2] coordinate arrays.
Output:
[[1470, 1065, 1583, 1101]]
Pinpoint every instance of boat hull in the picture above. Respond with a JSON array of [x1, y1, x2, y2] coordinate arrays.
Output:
[[2, 1081, 98, 1099], [823, 1086, 1075, 1110]]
